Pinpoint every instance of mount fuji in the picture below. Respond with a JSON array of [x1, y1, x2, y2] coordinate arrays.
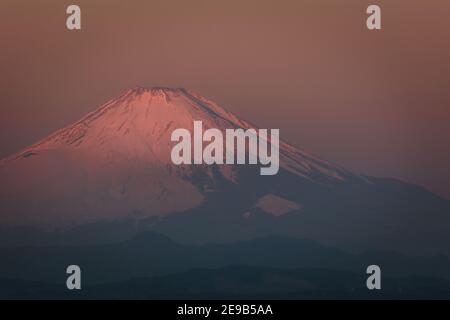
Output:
[[0, 87, 449, 256]]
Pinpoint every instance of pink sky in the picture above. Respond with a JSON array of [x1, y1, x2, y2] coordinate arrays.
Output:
[[0, 0, 449, 198]]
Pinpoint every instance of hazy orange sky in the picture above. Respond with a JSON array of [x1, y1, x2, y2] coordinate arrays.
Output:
[[1, 0, 449, 198]]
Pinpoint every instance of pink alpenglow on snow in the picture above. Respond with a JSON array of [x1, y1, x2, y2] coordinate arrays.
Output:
[[0, 87, 353, 227]]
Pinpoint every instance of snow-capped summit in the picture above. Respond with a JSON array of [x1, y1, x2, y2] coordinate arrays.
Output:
[[0, 87, 356, 226]]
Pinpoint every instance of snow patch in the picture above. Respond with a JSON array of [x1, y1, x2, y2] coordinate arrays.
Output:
[[253, 194, 301, 216]]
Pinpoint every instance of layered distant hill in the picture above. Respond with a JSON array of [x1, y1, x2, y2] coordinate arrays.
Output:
[[1, 233, 450, 299]]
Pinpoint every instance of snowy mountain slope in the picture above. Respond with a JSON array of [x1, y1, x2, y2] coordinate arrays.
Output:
[[0, 87, 360, 226]]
